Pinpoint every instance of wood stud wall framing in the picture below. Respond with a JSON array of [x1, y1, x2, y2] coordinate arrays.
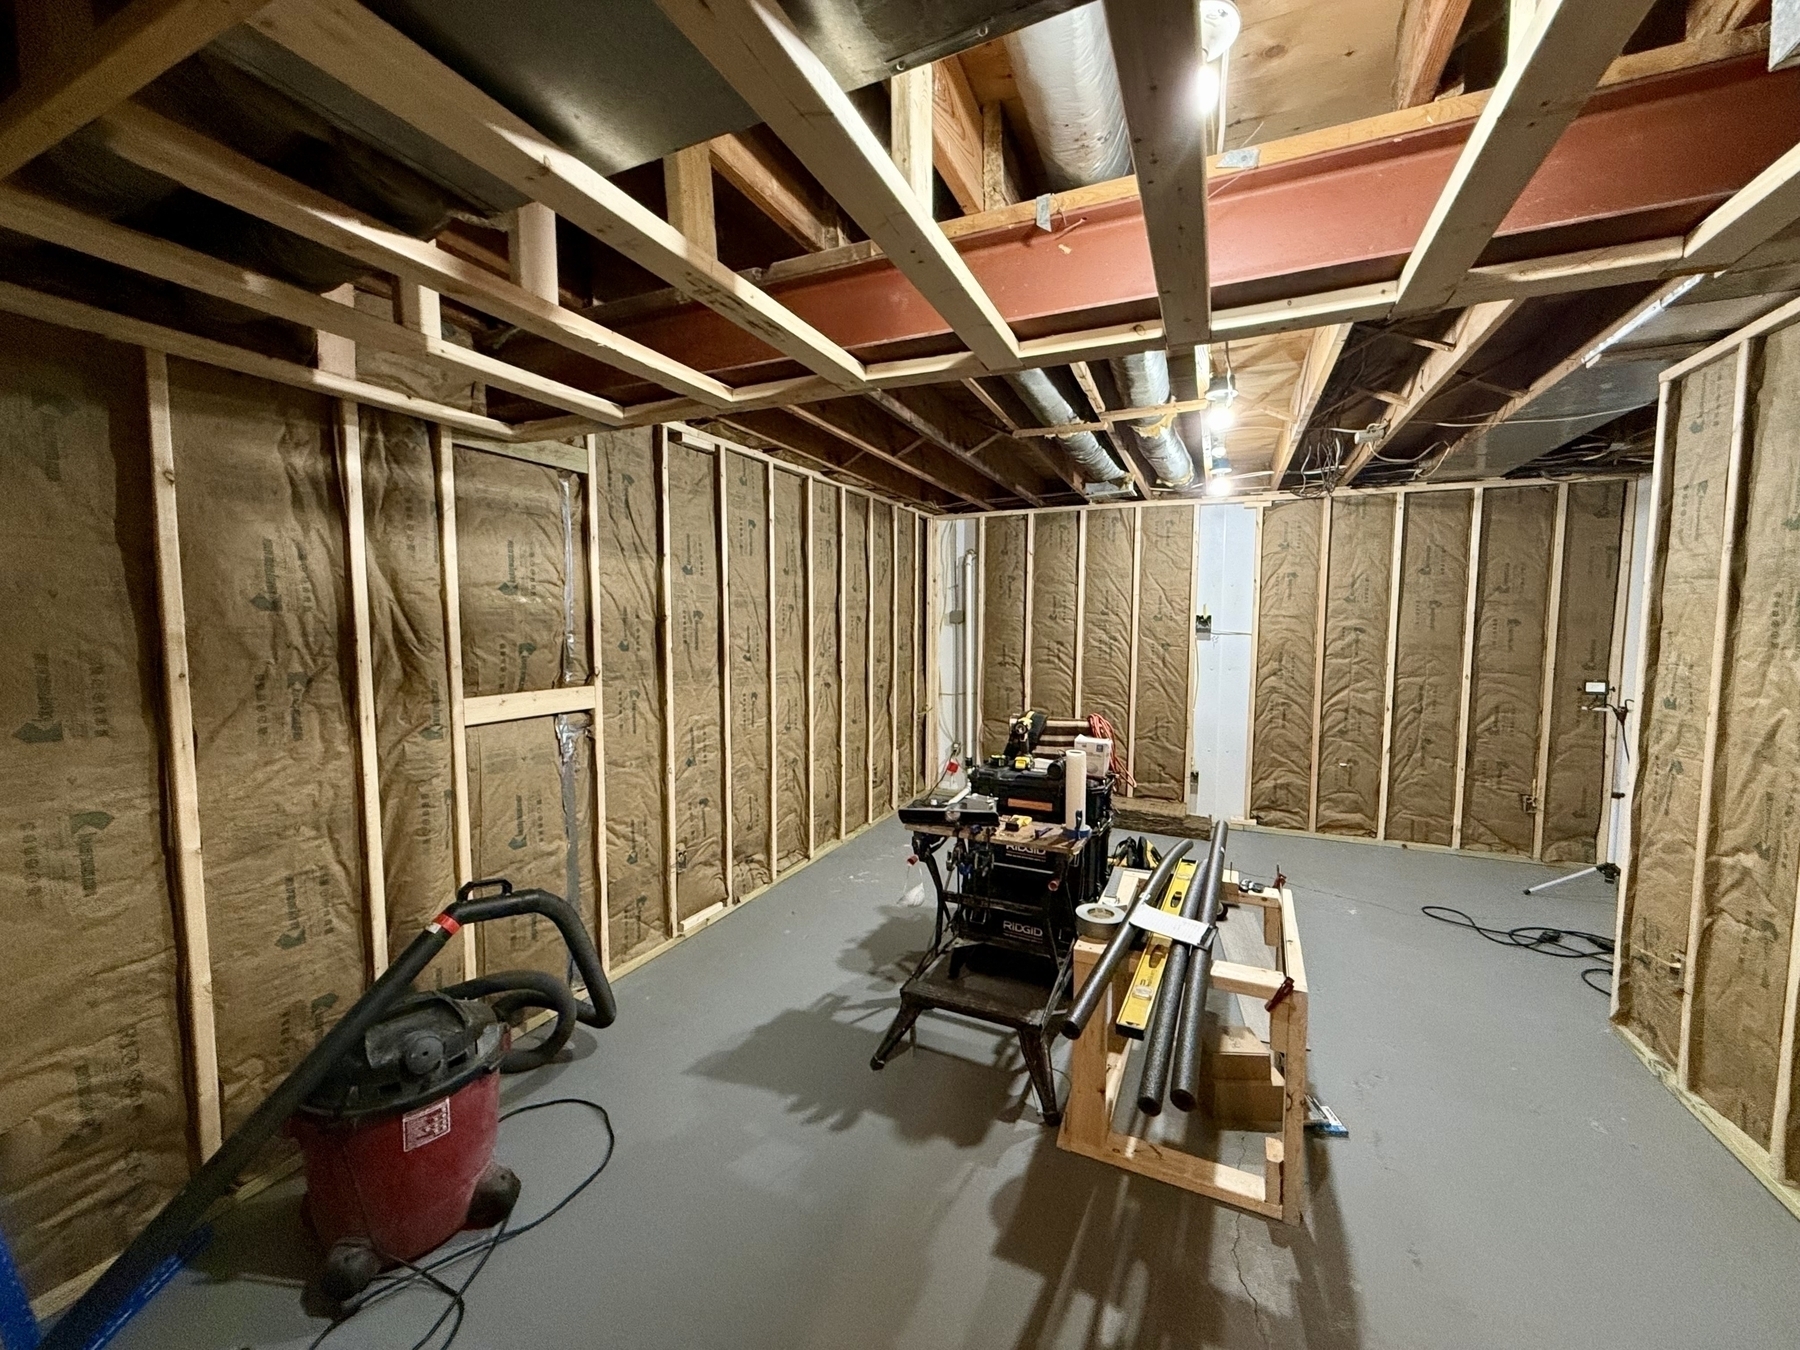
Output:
[[1613, 300, 1800, 1221], [104, 335, 924, 1215]]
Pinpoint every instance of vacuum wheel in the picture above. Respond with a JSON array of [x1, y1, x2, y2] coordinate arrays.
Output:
[[308, 1237, 382, 1318], [465, 1162, 522, 1230]]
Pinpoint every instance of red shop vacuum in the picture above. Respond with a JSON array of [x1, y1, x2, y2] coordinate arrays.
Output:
[[40, 878, 616, 1350]]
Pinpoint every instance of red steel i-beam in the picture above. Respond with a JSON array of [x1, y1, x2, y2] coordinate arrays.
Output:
[[592, 54, 1799, 391]]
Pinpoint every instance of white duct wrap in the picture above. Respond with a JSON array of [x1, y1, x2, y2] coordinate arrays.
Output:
[[1005, 367, 1127, 485], [1008, 2, 1197, 489], [1003, 3, 1133, 190]]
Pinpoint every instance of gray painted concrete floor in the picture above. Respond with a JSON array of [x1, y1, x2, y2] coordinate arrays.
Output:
[[110, 823, 1800, 1349]]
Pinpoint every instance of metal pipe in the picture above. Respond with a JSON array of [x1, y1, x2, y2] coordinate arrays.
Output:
[[1061, 838, 1193, 1039], [1169, 820, 1231, 1112], [1110, 351, 1196, 487], [1135, 825, 1219, 1116], [962, 543, 979, 759]]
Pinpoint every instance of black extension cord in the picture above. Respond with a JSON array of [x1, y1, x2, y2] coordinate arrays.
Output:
[[307, 1096, 615, 1350], [1421, 905, 1615, 996]]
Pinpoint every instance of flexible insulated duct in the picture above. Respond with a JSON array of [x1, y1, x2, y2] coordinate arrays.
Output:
[[1006, 368, 1127, 484], [1110, 350, 1196, 487], [1002, 4, 1133, 190], [1008, 3, 1197, 488]]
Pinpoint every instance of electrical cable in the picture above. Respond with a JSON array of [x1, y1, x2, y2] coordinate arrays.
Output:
[[1420, 905, 1614, 995], [307, 1096, 615, 1350]]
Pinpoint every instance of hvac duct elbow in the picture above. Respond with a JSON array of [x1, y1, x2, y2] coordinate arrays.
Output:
[[1003, 4, 1133, 190], [1006, 368, 1126, 484], [1110, 351, 1195, 488]]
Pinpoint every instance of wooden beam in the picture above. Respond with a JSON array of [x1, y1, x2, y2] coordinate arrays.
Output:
[[432, 424, 478, 978], [663, 143, 718, 259], [708, 133, 845, 252], [1394, 0, 1662, 316], [335, 399, 389, 974], [931, 59, 985, 215], [1104, 0, 1212, 346], [654, 0, 1021, 371], [1395, 0, 1476, 107], [864, 388, 1047, 505], [145, 347, 222, 1160], [1687, 0, 1765, 38], [1340, 300, 1520, 484], [1683, 138, 1800, 271], [1677, 339, 1752, 1090], [0, 0, 270, 178], [251, 0, 868, 391], [980, 104, 1019, 211], [0, 277, 521, 439], [716, 410, 947, 508], [0, 183, 631, 426], [1273, 323, 1352, 490], [790, 402, 995, 507], [584, 434, 612, 969], [890, 66, 935, 204], [463, 685, 598, 725], [94, 102, 738, 407]]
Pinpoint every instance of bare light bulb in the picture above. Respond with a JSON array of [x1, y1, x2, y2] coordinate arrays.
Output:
[[1194, 63, 1222, 116], [1206, 402, 1236, 432], [1205, 473, 1233, 498]]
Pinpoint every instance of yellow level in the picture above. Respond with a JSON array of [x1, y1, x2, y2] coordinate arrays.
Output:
[[1115, 857, 1199, 1039]]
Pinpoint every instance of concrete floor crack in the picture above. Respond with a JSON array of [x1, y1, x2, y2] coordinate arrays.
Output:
[[1229, 1212, 1273, 1350]]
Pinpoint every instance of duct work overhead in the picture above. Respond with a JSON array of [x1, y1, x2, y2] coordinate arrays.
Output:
[[1005, 2, 1198, 491]]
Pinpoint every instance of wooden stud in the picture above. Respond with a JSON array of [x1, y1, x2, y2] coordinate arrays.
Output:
[[1126, 508, 1144, 794], [654, 0, 1020, 371], [1305, 496, 1333, 832], [663, 143, 718, 259], [508, 202, 559, 303], [462, 686, 597, 725], [656, 426, 681, 939], [1375, 492, 1408, 840], [1677, 338, 1753, 1091], [716, 446, 737, 902], [979, 103, 1017, 211], [1395, 0, 1475, 107], [145, 348, 222, 1161], [839, 486, 849, 840], [708, 133, 845, 252], [1773, 777, 1800, 1177], [1530, 483, 1571, 860], [432, 424, 477, 978], [1073, 509, 1088, 712], [1450, 487, 1486, 850], [923, 513, 941, 777], [1612, 386, 1673, 1019], [804, 475, 818, 858], [765, 459, 779, 878], [584, 434, 611, 968], [1184, 503, 1201, 809], [889, 66, 935, 204], [928, 59, 984, 216], [976, 514, 988, 759], [1103, 0, 1214, 345], [335, 399, 389, 974], [866, 495, 876, 824], [1022, 512, 1036, 710], [1394, 0, 1660, 315], [1684, 137, 1800, 272], [1244, 503, 1265, 815], [890, 505, 900, 810], [1597, 478, 1638, 863]]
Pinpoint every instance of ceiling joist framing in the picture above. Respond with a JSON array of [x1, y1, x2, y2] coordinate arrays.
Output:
[[1104, 0, 1212, 346], [1394, 0, 1665, 316], [652, 0, 1021, 371], [249, 0, 869, 392]]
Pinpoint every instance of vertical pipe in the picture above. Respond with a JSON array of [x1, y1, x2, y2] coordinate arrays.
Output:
[[1126, 507, 1144, 795], [1169, 819, 1231, 1112]]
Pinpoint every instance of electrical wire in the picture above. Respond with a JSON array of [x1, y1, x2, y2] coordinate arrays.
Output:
[[307, 1097, 616, 1350], [1420, 905, 1614, 996]]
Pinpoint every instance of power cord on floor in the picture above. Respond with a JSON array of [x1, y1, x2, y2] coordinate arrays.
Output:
[[1420, 906, 1615, 996], [307, 1096, 615, 1350]]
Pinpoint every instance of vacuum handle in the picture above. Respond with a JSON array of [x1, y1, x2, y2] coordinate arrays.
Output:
[[448, 883, 617, 1029]]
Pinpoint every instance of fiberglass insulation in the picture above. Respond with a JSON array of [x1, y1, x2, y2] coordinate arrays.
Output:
[[0, 323, 190, 1298], [666, 440, 727, 921], [775, 470, 809, 868], [1314, 496, 1394, 836], [981, 515, 1028, 755], [1132, 505, 1196, 801], [813, 486, 842, 843], [1250, 499, 1324, 829], [726, 451, 773, 895]]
